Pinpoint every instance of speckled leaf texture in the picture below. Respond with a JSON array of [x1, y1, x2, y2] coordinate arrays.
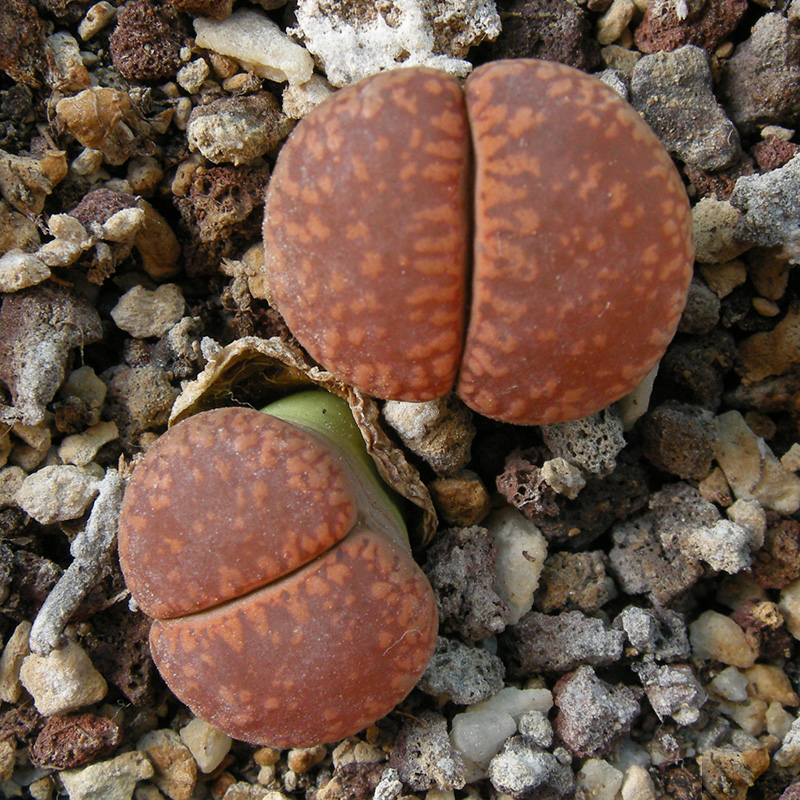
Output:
[[118, 406, 438, 747], [457, 60, 694, 424], [118, 407, 358, 619], [150, 528, 438, 747], [263, 68, 470, 402], [262, 59, 694, 426]]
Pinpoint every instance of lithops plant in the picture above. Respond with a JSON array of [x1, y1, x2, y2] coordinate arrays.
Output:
[[263, 59, 694, 425], [118, 390, 438, 747]]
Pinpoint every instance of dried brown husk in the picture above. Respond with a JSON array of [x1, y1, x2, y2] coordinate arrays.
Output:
[[169, 336, 437, 545]]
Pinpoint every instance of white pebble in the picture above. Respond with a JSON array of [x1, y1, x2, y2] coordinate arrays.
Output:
[[15, 465, 100, 524], [470, 686, 552, 721], [194, 9, 314, 85], [484, 507, 547, 624], [726, 498, 767, 549], [0, 250, 51, 292], [102, 207, 145, 243], [20, 639, 107, 715], [48, 213, 90, 244], [450, 708, 516, 778], [61, 365, 107, 411], [706, 666, 749, 702], [71, 147, 105, 176], [180, 718, 232, 773], [78, 1, 116, 40], [282, 73, 335, 119], [766, 701, 794, 740], [58, 421, 118, 467], [60, 751, 153, 800], [683, 519, 751, 574], [716, 410, 800, 514], [620, 764, 656, 800], [576, 758, 623, 800], [779, 578, 800, 640], [0, 621, 31, 703], [689, 610, 758, 668], [177, 58, 211, 94], [37, 238, 85, 267], [0, 466, 26, 508], [110, 284, 185, 339], [540, 457, 585, 499]]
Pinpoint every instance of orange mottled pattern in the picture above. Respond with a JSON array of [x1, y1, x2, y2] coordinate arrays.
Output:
[[263, 68, 470, 402], [117, 408, 358, 619], [149, 528, 439, 747], [456, 59, 694, 424]]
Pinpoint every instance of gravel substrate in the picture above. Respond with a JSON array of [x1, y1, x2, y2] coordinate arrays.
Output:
[[2, 1, 800, 799]]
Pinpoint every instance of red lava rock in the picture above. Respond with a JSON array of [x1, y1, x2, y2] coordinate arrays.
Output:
[[263, 60, 694, 426], [478, 0, 601, 71], [752, 136, 800, 172], [639, 401, 719, 481], [118, 398, 438, 747], [109, 0, 187, 82], [0, 0, 46, 88], [423, 526, 511, 642], [502, 450, 650, 550], [182, 163, 270, 243], [30, 713, 122, 770], [750, 518, 800, 590], [496, 448, 560, 519], [683, 155, 756, 201], [730, 599, 793, 660], [634, 0, 747, 55], [0, 705, 45, 748], [81, 604, 158, 706], [534, 550, 616, 614], [168, 0, 232, 20], [70, 187, 138, 225]]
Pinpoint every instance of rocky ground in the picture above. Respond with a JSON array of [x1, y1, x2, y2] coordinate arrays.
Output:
[[2, 0, 800, 798]]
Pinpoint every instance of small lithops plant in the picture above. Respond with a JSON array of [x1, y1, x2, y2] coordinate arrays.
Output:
[[263, 59, 694, 425], [117, 390, 438, 748]]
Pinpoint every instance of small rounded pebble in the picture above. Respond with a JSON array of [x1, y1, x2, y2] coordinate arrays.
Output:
[[484, 508, 547, 625], [19, 639, 108, 716], [59, 751, 154, 800], [137, 729, 197, 800], [180, 718, 232, 774], [450, 709, 517, 776], [707, 666, 750, 702], [575, 758, 623, 800], [689, 610, 758, 668], [15, 464, 100, 524], [110, 284, 185, 339], [177, 58, 211, 94], [0, 250, 51, 293], [58, 421, 118, 467], [0, 621, 31, 703], [78, 1, 116, 41]]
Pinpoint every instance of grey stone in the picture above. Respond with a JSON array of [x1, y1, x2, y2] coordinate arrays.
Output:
[[631, 45, 740, 171], [418, 637, 505, 705], [719, 13, 800, 135], [488, 736, 574, 800], [502, 610, 625, 675], [730, 155, 800, 261], [554, 666, 641, 757]]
